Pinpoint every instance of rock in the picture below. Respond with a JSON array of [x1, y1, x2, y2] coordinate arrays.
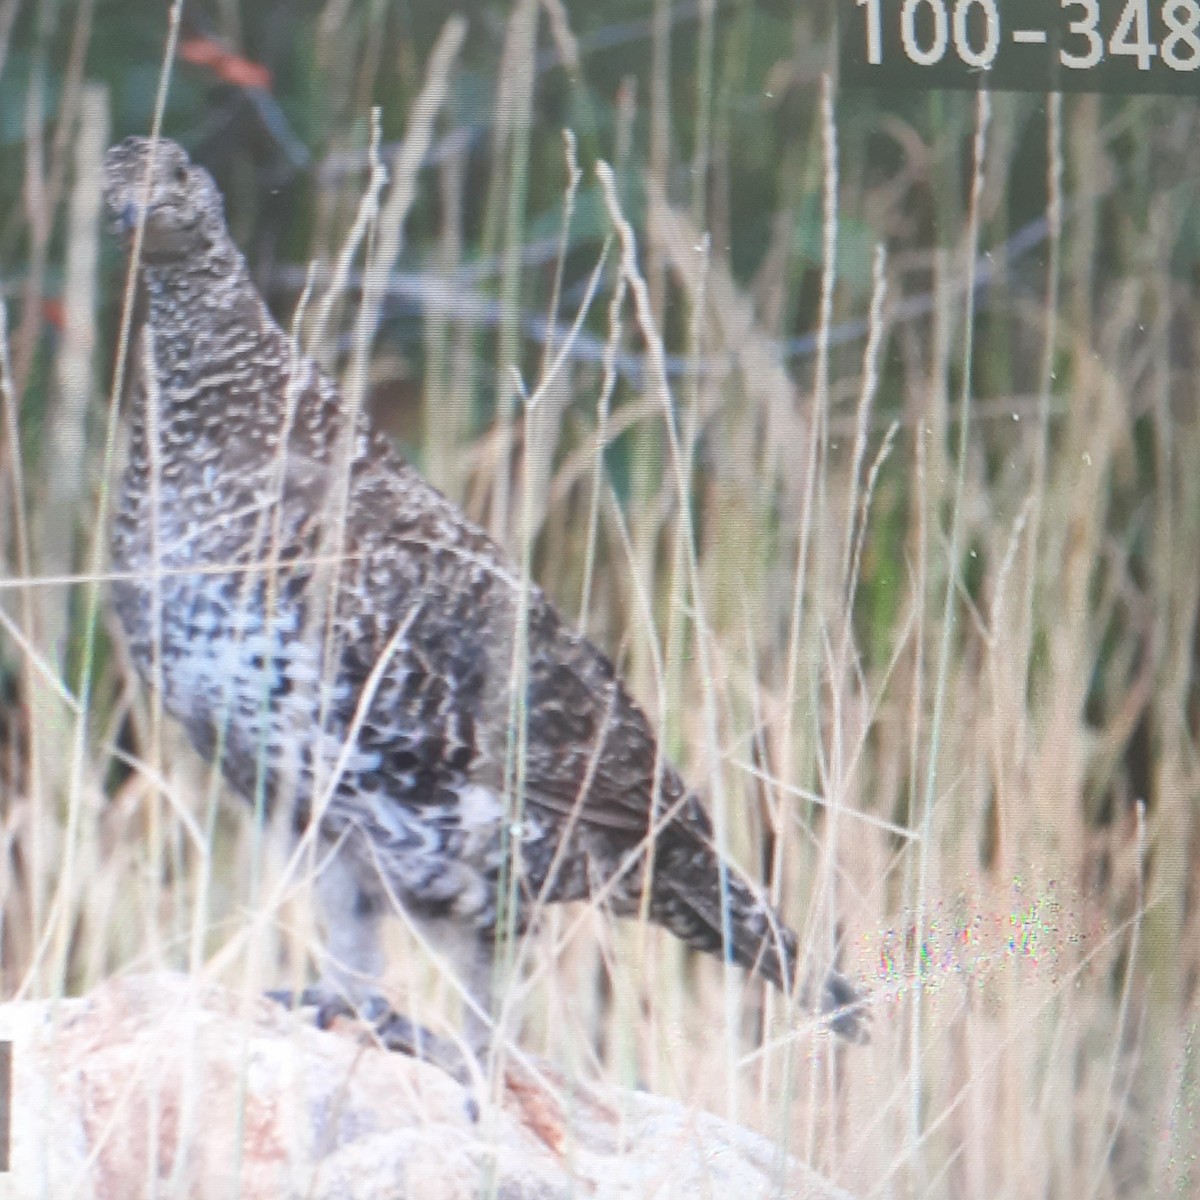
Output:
[[0, 974, 857, 1199]]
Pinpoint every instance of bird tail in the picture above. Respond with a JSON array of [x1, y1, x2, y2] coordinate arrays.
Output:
[[649, 832, 868, 1042]]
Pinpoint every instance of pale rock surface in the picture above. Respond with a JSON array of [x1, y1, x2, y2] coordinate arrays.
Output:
[[0, 974, 857, 1199]]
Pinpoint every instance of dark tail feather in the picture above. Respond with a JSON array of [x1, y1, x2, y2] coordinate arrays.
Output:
[[650, 835, 869, 1042]]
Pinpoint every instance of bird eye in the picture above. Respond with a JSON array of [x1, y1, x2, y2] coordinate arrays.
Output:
[[173, 163, 188, 185]]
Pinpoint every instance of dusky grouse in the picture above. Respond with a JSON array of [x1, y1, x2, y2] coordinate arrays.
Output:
[[103, 135, 866, 1056]]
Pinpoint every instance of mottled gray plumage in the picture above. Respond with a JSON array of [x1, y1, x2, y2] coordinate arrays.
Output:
[[103, 136, 865, 1048]]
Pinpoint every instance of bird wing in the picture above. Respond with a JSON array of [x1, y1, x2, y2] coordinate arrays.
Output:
[[328, 445, 694, 840], [518, 601, 688, 836]]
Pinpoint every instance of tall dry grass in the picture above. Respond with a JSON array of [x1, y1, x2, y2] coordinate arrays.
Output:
[[0, 4, 1197, 1198]]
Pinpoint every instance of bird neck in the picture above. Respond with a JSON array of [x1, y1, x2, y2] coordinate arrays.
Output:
[[137, 238, 266, 372], [128, 240, 331, 467], [138, 229, 248, 307]]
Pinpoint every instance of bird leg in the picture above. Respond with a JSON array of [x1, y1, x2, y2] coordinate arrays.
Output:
[[269, 851, 491, 1086], [268, 852, 592, 1144]]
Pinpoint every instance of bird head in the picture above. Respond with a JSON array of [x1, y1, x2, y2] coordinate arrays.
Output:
[[103, 136, 226, 263]]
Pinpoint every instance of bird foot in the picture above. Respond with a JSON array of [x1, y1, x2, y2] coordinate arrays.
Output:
[[268, 987, 479, 1087], [269, 989, 615, 1151]]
